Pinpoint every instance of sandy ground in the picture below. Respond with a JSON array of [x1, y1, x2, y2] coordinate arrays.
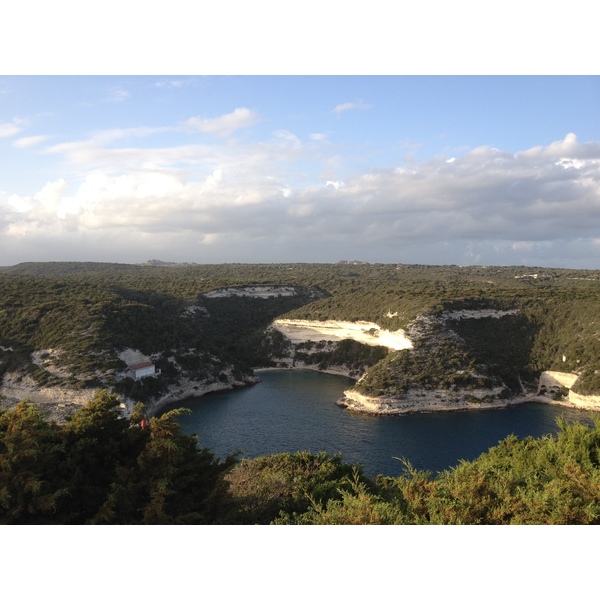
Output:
[[272, 319, 413, 351], [441, 309, 519, 320], [203, 286, 299, 298]]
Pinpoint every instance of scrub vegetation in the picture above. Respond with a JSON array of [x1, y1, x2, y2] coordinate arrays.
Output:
[[1, 261, 599, 402], [1, 392, 599, 524]]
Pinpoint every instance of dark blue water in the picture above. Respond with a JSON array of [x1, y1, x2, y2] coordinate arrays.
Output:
[[170, 369, 596, 477]]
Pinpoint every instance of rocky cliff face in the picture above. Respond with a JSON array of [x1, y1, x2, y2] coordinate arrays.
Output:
[[133, 368, 260, 418], [537, 370, 600, 411], [0, 346, 259, 422], [337, 309, 600, 415], [339, 385, 520, 415], [264, 319, 398, 379]]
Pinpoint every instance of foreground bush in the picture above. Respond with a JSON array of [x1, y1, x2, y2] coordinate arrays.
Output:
[[0, 391, 234, 524], [220, 451, 366, 524], [283, 417, 600, 525], [1, 393, 599, 524]]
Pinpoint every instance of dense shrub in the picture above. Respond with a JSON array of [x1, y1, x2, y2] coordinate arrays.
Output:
[[2, 391, 600, 524], [1, 261, 599, 404]]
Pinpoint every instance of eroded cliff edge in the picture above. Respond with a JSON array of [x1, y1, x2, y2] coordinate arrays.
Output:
[[267, 310, 600, 415]]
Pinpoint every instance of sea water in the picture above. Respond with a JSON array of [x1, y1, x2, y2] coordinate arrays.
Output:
[[170, 369, 595, 477]]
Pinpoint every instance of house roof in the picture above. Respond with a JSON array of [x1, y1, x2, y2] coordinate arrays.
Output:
[[130, 361, 154, 371]]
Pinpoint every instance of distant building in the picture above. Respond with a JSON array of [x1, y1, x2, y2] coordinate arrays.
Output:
[[119, 348, 161, 380], [130, 360, 156, 380]]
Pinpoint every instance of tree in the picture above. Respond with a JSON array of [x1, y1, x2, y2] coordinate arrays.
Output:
[[0, 402, 67, 524], [91, 408, 235, 524]]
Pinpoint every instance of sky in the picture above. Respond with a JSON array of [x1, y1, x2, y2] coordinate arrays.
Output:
[[1, 75, 599, 268], [1, 2, 599, 269]]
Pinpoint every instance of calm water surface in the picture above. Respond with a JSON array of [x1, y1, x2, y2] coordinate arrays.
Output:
[[170, 369, 595, 477]]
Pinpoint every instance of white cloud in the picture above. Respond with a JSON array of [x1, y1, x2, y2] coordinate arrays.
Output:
[[272, 129, 302, 149], [3, 132, 600, 268], [325, 180, 342, 189], [518, 133, 600, 161], [0, 121, 22, 137], [185, 108, 259, 136], [333, 100, 371, 115], [44, 126, 172, 166], [105, 88, 130, 103], [512, 241, 534, 251], [154, 79, 185, 88], [13, 135, 49, 148], [7, 193, 33, 213]]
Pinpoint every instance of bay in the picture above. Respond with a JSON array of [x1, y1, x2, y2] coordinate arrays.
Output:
[[170, 369, 596, 477]]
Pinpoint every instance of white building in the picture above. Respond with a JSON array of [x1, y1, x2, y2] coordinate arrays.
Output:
[[119, 349, 161, 380], [130, 360, 156, 380]]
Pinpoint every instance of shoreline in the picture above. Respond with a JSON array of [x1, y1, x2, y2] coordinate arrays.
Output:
[[254, 364, 357, 380], [4, 362, 599, 423], [137, 372, 260, 418], [338, 387, 600, 416], [0, 370, 260, 423], [254, 365, 600, 415]]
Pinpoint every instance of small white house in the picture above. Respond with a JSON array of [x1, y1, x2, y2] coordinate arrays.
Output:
[[119, 349, 161, 380], [130, 360, 156, 380]]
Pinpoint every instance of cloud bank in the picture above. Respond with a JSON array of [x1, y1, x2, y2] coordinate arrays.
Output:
[[1, 126, 599, 268]]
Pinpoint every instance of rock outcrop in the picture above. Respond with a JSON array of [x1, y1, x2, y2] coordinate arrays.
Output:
[[339, 369, 600, 415], [272, 319, 412, 351]]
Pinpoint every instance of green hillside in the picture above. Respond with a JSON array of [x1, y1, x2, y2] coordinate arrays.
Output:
[[1, 262, 599, 405]]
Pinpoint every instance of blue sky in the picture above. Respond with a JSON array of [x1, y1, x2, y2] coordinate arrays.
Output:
[[1, 9, 599, 269]]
